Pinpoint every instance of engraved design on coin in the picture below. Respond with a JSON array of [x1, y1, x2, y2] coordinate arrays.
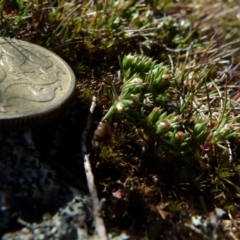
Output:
[[0, 38, 75, 127], [0, 40, 65, 114]]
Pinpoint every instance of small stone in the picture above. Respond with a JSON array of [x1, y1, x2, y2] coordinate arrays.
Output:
[[191, 215, 202, 227], [215, 207, 226, 218]]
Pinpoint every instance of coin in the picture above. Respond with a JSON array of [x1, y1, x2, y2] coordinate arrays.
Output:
[[0, 37, 76, 130]]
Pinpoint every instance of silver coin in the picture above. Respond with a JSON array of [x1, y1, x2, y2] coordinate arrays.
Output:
[[0, 37, 76, 130]]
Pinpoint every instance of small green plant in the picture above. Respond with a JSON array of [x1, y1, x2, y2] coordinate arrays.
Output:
[[99, 53, 240, 161]]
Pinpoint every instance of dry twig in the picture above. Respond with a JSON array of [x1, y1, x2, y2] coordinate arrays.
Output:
[[82, 96, 108, 240]]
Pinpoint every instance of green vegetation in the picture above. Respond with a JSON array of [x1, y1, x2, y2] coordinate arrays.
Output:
[[1, 0, 240, 239]]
